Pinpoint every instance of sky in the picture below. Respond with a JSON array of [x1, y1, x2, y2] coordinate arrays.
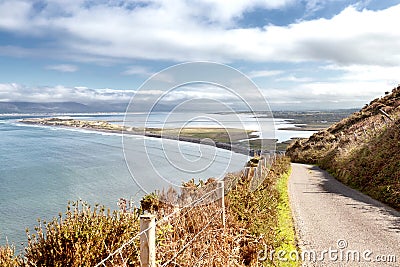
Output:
[[1, 0, 400, 110]]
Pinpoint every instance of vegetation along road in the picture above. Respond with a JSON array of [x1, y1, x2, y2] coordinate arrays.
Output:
[[289, 163, 400, 266]]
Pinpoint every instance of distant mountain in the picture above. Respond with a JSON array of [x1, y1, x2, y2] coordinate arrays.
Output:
[[0, 101, 181, 113], [0, 102, 129, 113], [287, 86, 400, 210]]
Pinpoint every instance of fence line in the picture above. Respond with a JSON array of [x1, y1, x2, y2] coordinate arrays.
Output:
[[161, 208, 223, 267], [94, 184, 224, 267], [216, 180, 225, 228], [94, 153, 278, 266]]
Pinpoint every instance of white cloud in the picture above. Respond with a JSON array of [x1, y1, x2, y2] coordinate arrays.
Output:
[[302, 0, 341, 17], [323, 64, 400, 84], [0, 79, 392, 110], [275, 75, 314, 82], [122, 66, 152, 76], [248, 70, 284, 78], [160, 86, 236, 102], [298, 81, 385, 97], [0, 45, 34, 57], [191, 0, 295, 24], [1, 1, 400, 109], [0, 83, 134, 103], [262, 79, 389, 107], [46, 64, 79, 73], [0, 0, 31, 31], [1, 1, 399, 67], [0, 83, 232, 105], [260, 87, 382, 110]]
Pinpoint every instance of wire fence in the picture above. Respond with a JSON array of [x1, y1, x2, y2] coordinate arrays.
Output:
[[94, 184, 225, 266], [94, 152, 276, 267]]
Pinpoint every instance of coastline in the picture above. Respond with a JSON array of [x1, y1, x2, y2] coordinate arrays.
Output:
[[20, 118, 253, 155]]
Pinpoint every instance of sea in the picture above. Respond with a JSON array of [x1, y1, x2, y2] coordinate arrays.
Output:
[[0, 112, 315, 248]]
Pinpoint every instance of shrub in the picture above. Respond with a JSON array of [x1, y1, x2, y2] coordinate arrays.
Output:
[[0, 244, 22, 267], [24, 201, 141, 266]]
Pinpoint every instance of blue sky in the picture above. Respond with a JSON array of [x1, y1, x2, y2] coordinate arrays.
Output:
[[1, 0, 400, 110]]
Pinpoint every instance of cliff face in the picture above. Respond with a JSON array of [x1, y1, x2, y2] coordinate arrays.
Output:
[[286, 86, 400, 210]]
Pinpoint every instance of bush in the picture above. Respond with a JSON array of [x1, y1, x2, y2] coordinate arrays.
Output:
[[24, 201, 141, 266], [0, 244, 22, 267]]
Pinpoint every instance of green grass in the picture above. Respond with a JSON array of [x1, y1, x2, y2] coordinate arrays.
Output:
[[274, 169, 300, 267], [227, 156, 300, 266]]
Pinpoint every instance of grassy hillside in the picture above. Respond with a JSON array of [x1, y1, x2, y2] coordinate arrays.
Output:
[[287, 86, 400, 210]]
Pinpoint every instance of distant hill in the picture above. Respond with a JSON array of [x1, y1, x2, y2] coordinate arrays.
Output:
[[287, 86, 400, 210], [0, 102, 129, 113], [0, 101, 180, 113]]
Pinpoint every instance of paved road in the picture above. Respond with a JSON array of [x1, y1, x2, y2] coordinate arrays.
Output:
[[289, 163, 400, 266]]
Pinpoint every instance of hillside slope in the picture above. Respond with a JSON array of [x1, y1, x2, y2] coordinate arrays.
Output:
[[287, 86, 400, 210]]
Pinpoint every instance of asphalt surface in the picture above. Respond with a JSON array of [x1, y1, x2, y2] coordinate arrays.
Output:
[[288, 163, 400, 267]]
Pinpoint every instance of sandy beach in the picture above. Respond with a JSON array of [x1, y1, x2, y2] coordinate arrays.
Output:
[[21, 117, 254, 155]]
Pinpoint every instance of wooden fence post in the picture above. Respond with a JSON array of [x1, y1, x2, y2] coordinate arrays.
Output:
[[244, 167, 251, 179], [140, 214, 156, 267], [253, 167, 258, 179], [217, 181, 225, 228]]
